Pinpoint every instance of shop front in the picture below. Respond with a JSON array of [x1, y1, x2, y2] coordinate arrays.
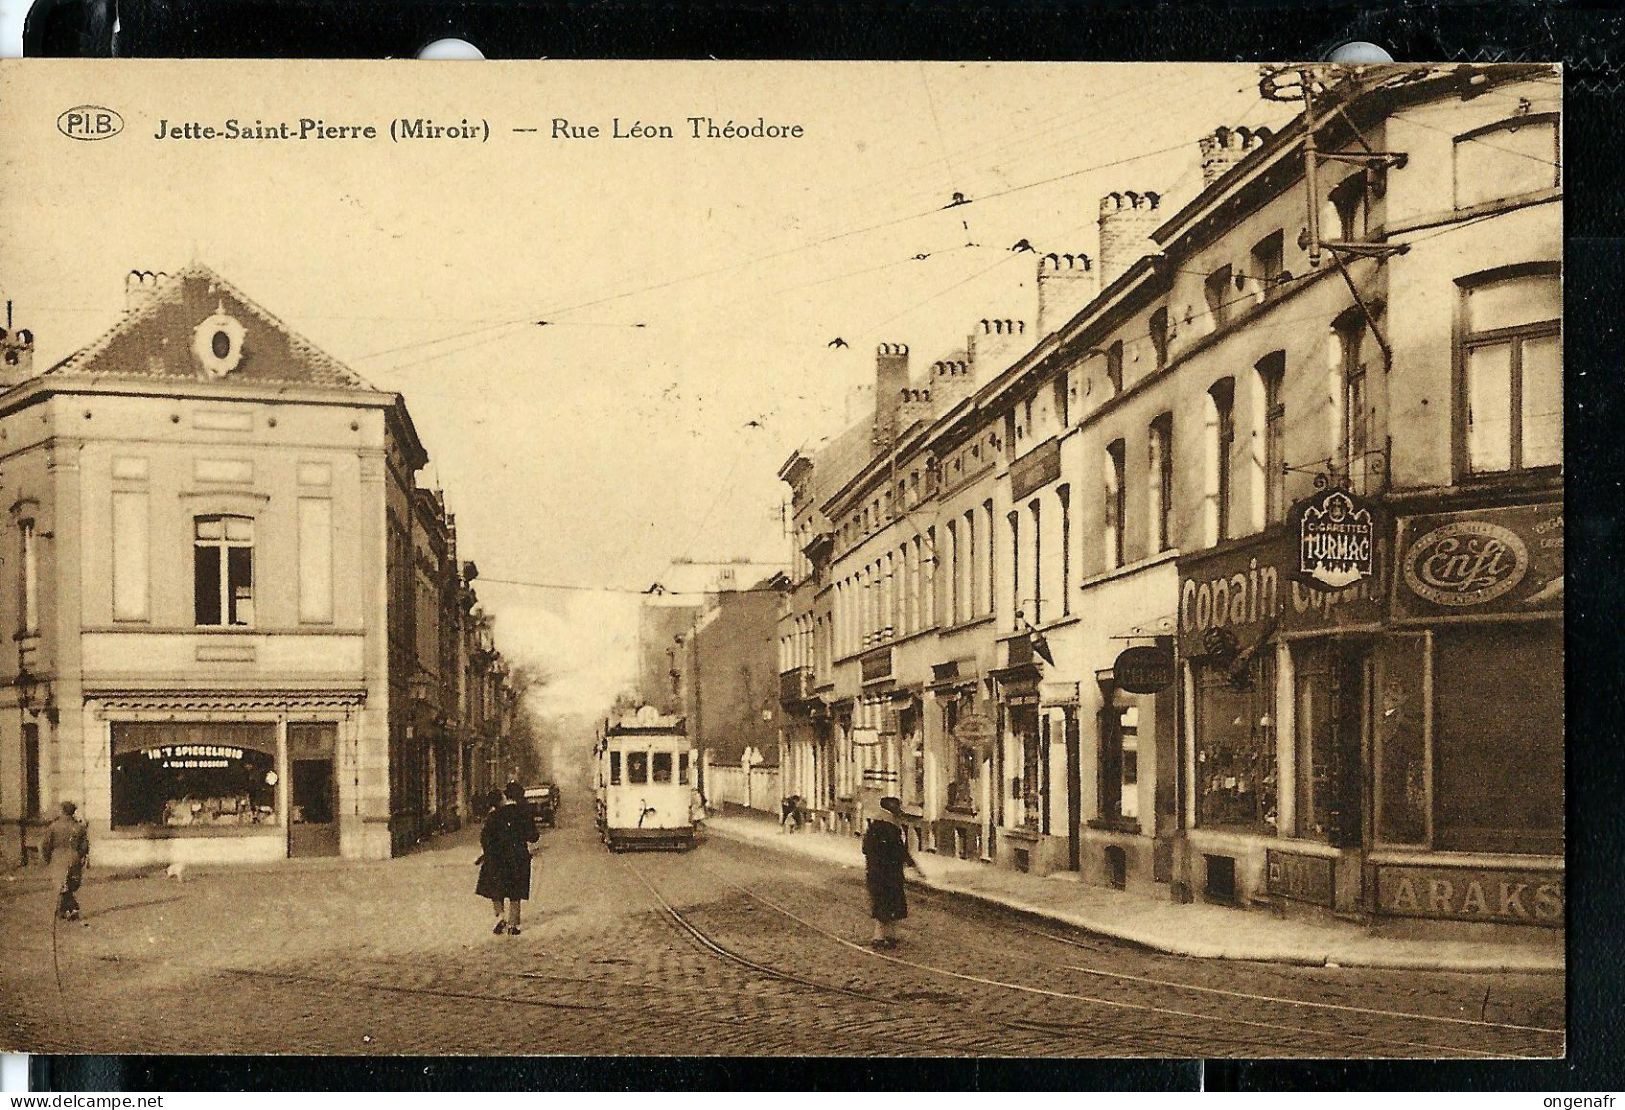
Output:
[[993, 637, 1059, 873], [1374, 497, 1564, 934], [101, 711, 359, 866], [931, 663, 994, 862], [1176, 515, 1385, 916]]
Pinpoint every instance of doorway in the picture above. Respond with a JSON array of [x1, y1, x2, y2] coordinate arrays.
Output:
[[287, 723, 340, 858]]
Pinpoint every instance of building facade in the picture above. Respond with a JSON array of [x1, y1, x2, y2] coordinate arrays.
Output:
[[778, 65, 1562, 939], [0, 265, 518, 867]]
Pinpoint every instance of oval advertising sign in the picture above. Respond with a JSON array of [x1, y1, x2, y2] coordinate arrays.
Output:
[[57, 105, 124, 141], [1401, 520, 1529, 607]]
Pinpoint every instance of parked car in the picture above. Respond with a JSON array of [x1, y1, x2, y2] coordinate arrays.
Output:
[[524, 783, 559, 828]]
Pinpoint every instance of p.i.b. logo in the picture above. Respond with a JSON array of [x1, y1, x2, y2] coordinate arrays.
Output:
[[57, 105, 124, 141]]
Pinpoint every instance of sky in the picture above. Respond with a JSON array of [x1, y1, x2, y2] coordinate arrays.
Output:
[[0, 60, 1294, 718]]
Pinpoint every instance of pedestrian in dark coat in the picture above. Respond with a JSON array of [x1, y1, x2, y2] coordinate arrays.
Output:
[[475, 781, 539, 935], [41, 801, 90, 921], [862, 796, 922, 949]]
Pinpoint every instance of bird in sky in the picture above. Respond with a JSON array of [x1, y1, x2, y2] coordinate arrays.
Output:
[[1010, 238, 1035, 253], [945, 192, 970, 208], [827, 337, 849, 348]]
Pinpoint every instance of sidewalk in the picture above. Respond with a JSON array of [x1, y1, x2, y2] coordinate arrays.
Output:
[[706, 812, 1563, 975]]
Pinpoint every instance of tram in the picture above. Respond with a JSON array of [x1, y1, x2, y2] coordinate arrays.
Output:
[[594, 705, 699, 852]]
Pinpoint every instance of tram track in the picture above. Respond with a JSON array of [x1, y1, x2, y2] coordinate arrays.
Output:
[[690, 852, 1561, 1059]]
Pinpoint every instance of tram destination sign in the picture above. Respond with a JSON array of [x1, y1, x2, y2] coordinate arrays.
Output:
[[1291, 487, 1377, 591]]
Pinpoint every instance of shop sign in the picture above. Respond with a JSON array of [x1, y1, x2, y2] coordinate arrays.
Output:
[[860, 646, 893, 684], [1291, 488, 1377, 591], [1395, 503, 1563, 619], [1375, 865, 1563, 926], [1113, 644, 1175, 694], [1040, 681, 1080, 707], [1010, 438, 1061, 501], [1266, 850, 1335, 907], [142, 744, 246, 770], [954, 712, 994, 745], [1177, 533, 1385, 656]]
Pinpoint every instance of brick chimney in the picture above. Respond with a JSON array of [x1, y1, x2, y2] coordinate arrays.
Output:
[[1097, 191, 1162, 287], [896, 386, 932, 433], [872, 342, 910, 447], [125, 269, 173, 313], [1036, 252, 1098, 336], [0, 314, 35, 390], [967, 318, 1029, 382], [1197, 125, 1273, 187], [930, 354, 973, 416]]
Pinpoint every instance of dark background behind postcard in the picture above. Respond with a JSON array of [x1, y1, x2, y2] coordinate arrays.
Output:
[[14, 0, 1625, 1094]]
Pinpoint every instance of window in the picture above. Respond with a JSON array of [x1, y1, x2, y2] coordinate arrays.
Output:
[[1029, 500, 1042, 624], [195, 515, 254, 627], [1332, 315, 1370, 487], [1453, 114, 1560, 209], [19, 519, 37, 636], [1105, 341, 1124, 395], [1249, 230, 1285, 303], [1256, 352, 1287, 524], [1104, 440, 1126, 570], [945, 520, 959, 626], [963, 510, 977, 622], [23, 722, 40, 820], [1459, 267, 1562, 474], [1204, 265, 1234, 329], [626, 751, 649, 785], [1097, 698, 1140, 824], [652, 752, 673, 784], [1008, 511, 1021, 627], [1324, 173, 1368, 242], [1057, 485, 1071, 616], [1148, 413, 1174, 552], [1149, 307, 1170, 371], [109, 722, 279, 829], [983, 501, 995, 615], [679, 752, 691, 786], [609, 751, 622, 785], [298, 498, 334, 623], [1194, 652, 1278, 831], [1054, 375, 1069, 428], [1206, 380, 1235, 545]]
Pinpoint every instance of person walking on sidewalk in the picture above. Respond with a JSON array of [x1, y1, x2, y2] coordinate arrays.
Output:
[[862, 796, 922, 950], [41, 801, 90, 922], [475, 781, 539, 936]]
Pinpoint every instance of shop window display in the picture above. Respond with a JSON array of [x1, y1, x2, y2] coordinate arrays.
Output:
[[1194, 653, 1278, 832], [111, 722, 278, 829]]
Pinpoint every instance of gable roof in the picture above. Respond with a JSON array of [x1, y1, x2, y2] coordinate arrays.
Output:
[[46, 264, 379, 392]]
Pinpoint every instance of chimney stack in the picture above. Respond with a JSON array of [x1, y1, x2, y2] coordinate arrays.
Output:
[[125, 269, 172, 313], [1197, 126, 1273, 188], [1097, 191, 1162, 287], [967, 318, 1029, 382], [872, 342, 910, 446], [896, 386, 932, 433], [930, 354, 973, 416], [1036, 252, 1098, 336], [0, 312, 35, 389]]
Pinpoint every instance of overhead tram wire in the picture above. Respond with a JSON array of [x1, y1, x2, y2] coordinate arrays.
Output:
[[478, 575, 786, 596]]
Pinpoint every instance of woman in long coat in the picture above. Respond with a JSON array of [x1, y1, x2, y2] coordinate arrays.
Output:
[[41, 800, 90, 921], [862, 796, 922, 949], [476, 781, 539, 935]]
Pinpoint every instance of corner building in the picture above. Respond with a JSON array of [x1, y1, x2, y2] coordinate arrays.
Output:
[[0, 265, 507, 866]]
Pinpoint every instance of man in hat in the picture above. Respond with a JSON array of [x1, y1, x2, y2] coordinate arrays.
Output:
[[41, 800, 90, 921], [862, 796, 923, 949]]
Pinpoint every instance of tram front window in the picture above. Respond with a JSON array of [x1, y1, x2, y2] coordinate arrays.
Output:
[[679, 753, 691, 785], [610, 752, 622, 785], [653, 752, 673, 783], [627, 751, 649, 784]]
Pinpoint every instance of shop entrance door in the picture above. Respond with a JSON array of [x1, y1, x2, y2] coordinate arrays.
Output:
[[1064, 713, 1082, 871], [287, 723, 340, 858]]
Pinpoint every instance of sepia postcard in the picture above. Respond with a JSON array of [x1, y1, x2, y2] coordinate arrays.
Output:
[[0, 59, 1563, 1057]]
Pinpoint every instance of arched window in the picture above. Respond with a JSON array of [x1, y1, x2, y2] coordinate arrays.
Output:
[[1255, 352, 1287, 523], [1204, 379, 1236, 545], [195, 515, 254, 626], [1104, 440, 1127, 570]]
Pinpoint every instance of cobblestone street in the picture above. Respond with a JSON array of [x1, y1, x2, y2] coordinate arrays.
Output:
[[0, 798, 1565, 1058]]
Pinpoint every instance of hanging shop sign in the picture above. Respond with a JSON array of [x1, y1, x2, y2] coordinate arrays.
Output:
[[953, 712, 995, 746], [1040, 681, 1081, 707], [1394, 502, 1563, 619], [1112, 644, 1177, 694], [1374, 864, 1563, 926], [1291, 487, 1377, 591], [1176, 532, 1384, 657]]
